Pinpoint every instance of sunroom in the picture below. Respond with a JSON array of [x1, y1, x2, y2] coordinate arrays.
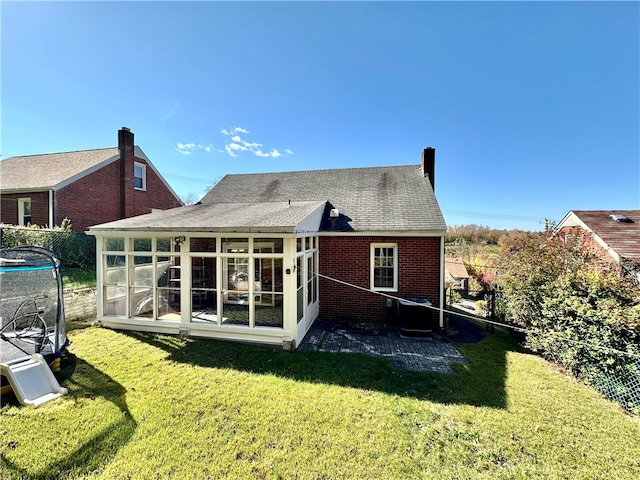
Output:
[[87, 201, 326, 349]]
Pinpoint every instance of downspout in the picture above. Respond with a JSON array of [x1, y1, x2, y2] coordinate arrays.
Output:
[[49, 189, 54, 228]]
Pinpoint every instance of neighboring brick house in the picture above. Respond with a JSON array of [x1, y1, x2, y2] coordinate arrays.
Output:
[[87, 148, 447, 350], [553, 210, 640, 283], [0, 128, 182, 232]]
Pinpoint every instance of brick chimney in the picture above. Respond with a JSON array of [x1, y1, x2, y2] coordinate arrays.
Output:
[[421, 147, 435, 190], [118, 127, 135, 218]]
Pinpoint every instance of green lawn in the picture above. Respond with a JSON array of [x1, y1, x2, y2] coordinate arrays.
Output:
[[61, 268, 96, 290], [1, 324, 639, 480]]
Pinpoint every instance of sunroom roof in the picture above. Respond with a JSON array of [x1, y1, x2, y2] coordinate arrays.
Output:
[[87, 200, 327, 234]]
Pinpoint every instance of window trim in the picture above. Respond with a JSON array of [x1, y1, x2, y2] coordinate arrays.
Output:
[[18, 197, 32, 226], [370, 243, 398, 292], [134, 162, 147, 191]]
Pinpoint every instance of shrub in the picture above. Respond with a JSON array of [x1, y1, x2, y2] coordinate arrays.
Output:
[[475, 299, 488, 317], [497, 233, 640, 413]]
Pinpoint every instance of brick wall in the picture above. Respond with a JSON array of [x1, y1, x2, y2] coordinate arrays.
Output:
[[127, 157, 182, 216], [318, 235, 442, 323], [0, 191, 50, 226], [56, 161, 122, 232], [56, 156, 181, 232], [553, 226, 620, 269]]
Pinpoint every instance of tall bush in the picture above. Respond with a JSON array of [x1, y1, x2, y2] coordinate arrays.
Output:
[[498, 233, 640, 413]]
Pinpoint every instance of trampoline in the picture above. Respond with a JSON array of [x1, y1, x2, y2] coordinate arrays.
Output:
[[1, 246, 68, 367]]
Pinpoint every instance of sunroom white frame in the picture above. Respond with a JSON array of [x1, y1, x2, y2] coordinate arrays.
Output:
[[94, 232, 319, 350]]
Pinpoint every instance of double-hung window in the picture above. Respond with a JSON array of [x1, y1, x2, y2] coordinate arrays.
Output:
[[134, 162, 147, 191], [18, 198, 32, 226], [371, 243, 397, 291]]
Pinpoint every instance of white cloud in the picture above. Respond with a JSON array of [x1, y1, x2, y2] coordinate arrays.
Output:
[[255, 148, 282, 158], [225, 142, 248, 157], [197, 143, 215, 152], [176, 142, 196, 155], [176, 142, 217, 155], [179, 128, 293, 159], [219, 127, 292, 159], [221, 127, 249, 136]]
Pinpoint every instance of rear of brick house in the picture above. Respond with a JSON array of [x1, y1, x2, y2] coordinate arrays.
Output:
[[319, 235, 441, 325], [0, 128, 182, 232], [87, 147, 447, 349]]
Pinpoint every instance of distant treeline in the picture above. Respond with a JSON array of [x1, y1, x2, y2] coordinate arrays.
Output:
[[445, 224, 542, 246]]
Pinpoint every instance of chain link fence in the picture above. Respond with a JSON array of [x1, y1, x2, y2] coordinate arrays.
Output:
[[0, 225, 96, 270], [582, 360, 640, 416]]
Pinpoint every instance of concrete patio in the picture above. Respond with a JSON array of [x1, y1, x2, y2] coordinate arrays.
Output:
[[298, 320, 470, 373]]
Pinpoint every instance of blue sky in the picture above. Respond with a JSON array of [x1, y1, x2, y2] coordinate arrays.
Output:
[[2, 1, 638, 231]]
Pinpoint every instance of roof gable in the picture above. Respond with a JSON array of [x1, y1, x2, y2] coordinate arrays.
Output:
[[556, 210, 640, 263], [202, 165, 446, 233]]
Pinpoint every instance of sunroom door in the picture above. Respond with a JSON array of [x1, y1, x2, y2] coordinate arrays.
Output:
[[296, 250, 318, 341]]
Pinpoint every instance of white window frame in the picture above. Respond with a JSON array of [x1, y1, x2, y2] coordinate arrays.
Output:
[[134, 162, 147, 191], [370, 243, 398, 292], [18, 198, 32, 226]]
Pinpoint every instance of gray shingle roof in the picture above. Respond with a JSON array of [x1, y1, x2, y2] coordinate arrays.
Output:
[[0, 148, 119, 191], [88, 201, 327, 233], [202, 165, 446, 233]]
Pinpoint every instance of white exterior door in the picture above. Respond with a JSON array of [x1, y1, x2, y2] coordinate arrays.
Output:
[[296, 249, 318, 343]]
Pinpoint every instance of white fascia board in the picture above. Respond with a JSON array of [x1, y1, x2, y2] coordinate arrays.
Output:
[[88, 228, 447, 238], [87, 229, 300, 237], [134, 146, 183, 204], [53, 154, 120, 191], [549, 211, 584, 241], [87, 227, 298, 236], [554, 211, 583, 230]]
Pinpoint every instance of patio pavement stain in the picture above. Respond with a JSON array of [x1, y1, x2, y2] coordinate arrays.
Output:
[[299, 319, 471, 373]]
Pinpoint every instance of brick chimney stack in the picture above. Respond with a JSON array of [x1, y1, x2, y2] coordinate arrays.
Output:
[[118, 127, 135, 218], [118, 126, 134, 153], [421, 147, 435, 190]]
